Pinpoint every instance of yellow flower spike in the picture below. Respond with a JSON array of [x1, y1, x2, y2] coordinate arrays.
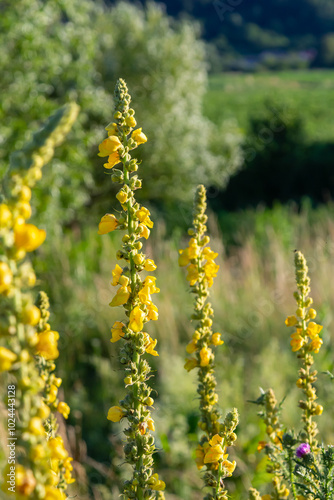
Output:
[[57, 401, 71, 419], [129, 305, 146, 332], [109, 286, 130, 307], [0, 346, 17, 371], [0, 261, 13, 293], [98, 79, 163, 498], [136, 207, 153, 228], [98, 213, 119, 235], [107, 406, 125, 422], [0, 203, 12, 227], [111, 264, 123, 286], [110, 321, 126, 343], [98, 135, 122, 157], [132, 127, 147, 146]]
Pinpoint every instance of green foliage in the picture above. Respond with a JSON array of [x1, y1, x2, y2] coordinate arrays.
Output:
[[95, 1, 243, 215], [0, 0, 112, 225]]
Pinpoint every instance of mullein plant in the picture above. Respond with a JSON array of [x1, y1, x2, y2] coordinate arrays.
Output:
[[0, 104, 78, 499], [97, 78, 165, 500], [179, 185, 238, 500], [251, 250, 334, 500]]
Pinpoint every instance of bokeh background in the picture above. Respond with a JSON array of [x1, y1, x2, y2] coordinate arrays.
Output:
[[1, 0, 334, 498]]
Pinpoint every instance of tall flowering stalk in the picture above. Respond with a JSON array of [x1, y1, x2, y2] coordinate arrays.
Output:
[[97, 79, 165, 499], [0, 104, 78, 499], [285, 250, 323, 450], [179, 185, 238, 500], [253, 250, 329, 499]]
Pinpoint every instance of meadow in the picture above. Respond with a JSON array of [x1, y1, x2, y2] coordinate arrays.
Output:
[[1, 65, 334, 500]]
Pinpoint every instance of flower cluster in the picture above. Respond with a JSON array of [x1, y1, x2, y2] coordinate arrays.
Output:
[[0, 104, 78, 499], [179, 185, 238, 500], [285, 250, 323, 449], [97, 79, 164, 499]]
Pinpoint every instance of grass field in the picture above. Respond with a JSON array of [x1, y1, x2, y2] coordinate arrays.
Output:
[[204, 70, 334, 142]]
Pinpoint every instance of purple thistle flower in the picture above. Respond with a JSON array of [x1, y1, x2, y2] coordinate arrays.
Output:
[[296, 443, 311, 458]]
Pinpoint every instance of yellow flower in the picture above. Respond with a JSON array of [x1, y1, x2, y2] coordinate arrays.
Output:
[[98, 135, 122, 156], [257, 441, 267, 452], [104, 151, 121, 169], [30, 444, 46, 462], [204, 442, 225, 464], [48, 436, 68, 460], [222, 457, 236, 476], [47, 384, 58, 404], [44, 485, 67, 500], [307, 322, 323, 339], [203, 260, 219, 287], [199, 346, 212, 367], [136, 207, 153, 228], [0, 262, 13, 293], [132, 127, 147, 146], [28, 417, 45, 435], [22, 305, 41, 325], [37, 402, 51, 419], [110, 321, 126, 343], [146, 301, 158, 321], [0, 203, 12, 227], [195, 444, 205, 470], [186, 340, 198, 354], [290, 333, 304, 352], [211, 332, 224, 346], [105, 122, 118, 135], [188, 238, 200, 259], [57, 401, 70, 419], [309, 335, 323, 353], [144, 334, 159, 356], [36, 330, 59, 360], [285, 315, 298, 327], [109, 286, 130, 307], [15, 465, 37, 496], [107, 406, 125, 422], [308, 308, 317, 319], [17, 201, 32, 220], [125, 116, 137, 128], [148, 473, 165, 491], [139, 223, 150, 239], [0, 346, 17, 371], [19, 185, 32, 201], [111, 264, 123, 286], [178, 248, 190, 267], [138, 285, 151, 305], [186, 264, 200, 285], [147, 417, 155, 431], [315, 404, 323, 415], [129, 306, 146, 332], [14, 223, 46, 252], [184, 358, 198, 372], [202, 247, 218, 260], [98, 213, 119, 235], [116, 188, 128, 204], [144, 258, 157, 271]]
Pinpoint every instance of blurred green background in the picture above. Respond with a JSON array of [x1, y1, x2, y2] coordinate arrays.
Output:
[[1, 0, 334, 498]]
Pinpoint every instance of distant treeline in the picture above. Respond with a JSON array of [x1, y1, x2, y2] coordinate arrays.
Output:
[[105, 0, 334, 70]]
